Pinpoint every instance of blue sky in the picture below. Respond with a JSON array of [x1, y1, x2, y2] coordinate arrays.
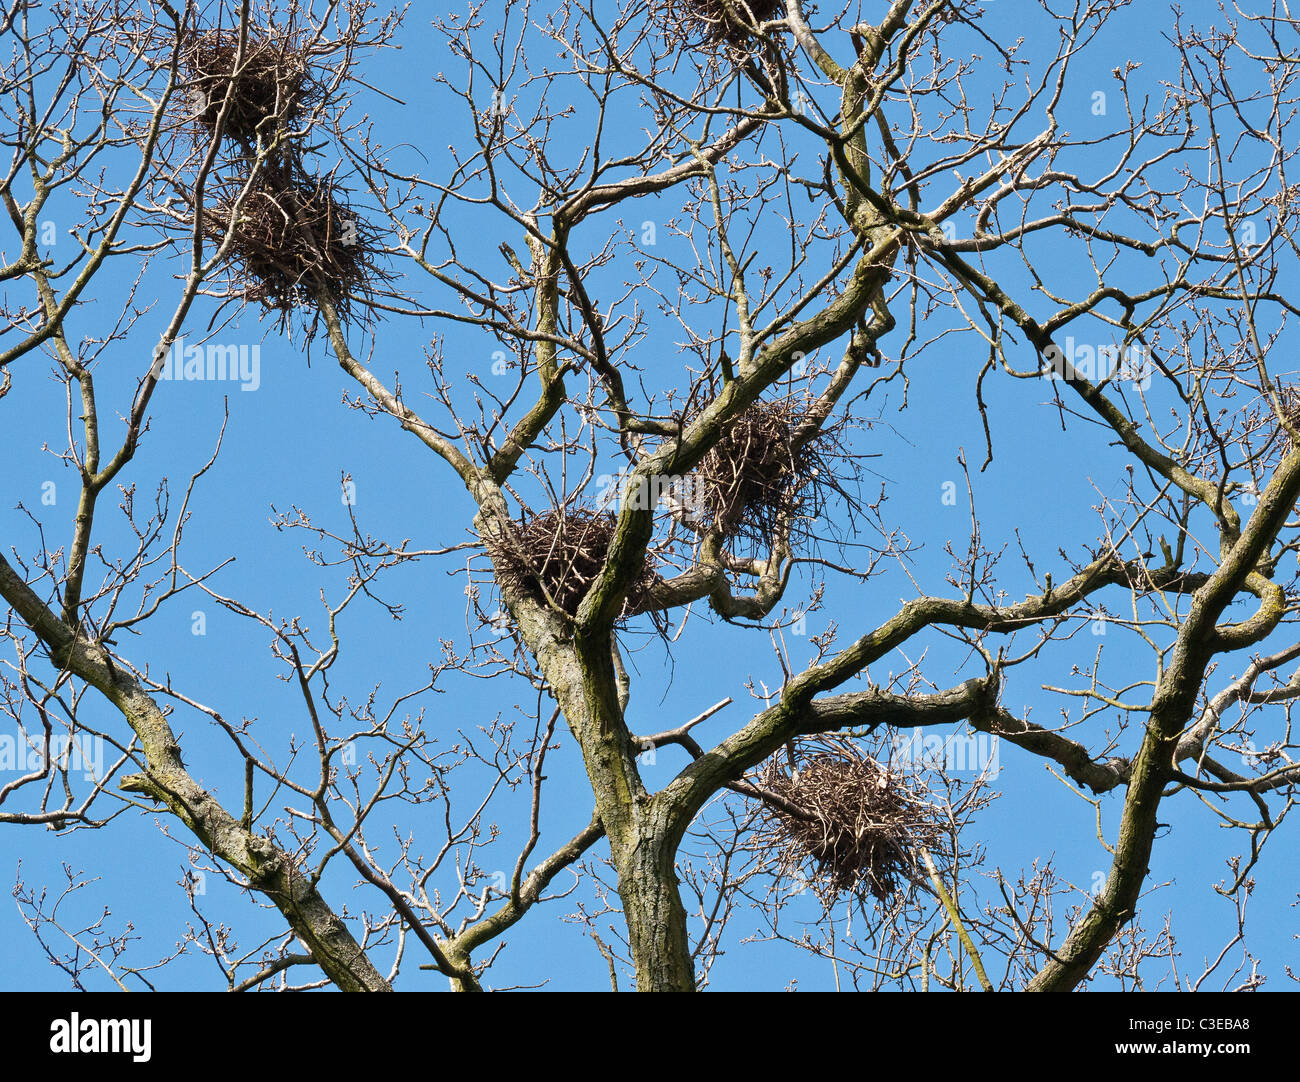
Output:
[[2, 0, 1296, 991]]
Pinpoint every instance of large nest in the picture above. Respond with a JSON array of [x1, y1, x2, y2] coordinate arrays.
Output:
[[754, 737, 947, 906], [176, 27, 319, 145], [691, 395, 843, 550], [486, 508, 659, 619], [202, 166, 385, 323], [656, 0, 785, 50]]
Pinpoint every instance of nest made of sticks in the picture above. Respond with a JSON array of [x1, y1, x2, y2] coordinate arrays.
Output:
[[1276, 384, 1300, 444], [202, 165, 385, 323], [755, 737, 946, 906], [176, 26, 320, 145], [656, 0, 785, 50], [486, 508, 659, 619], [691, 395, 842, 550]]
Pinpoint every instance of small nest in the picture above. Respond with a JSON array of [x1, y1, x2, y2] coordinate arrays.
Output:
[[176, 27, 319, 145], [755, 737, 946, 905], [202, 166, 385, 323], [486, 508, 659, 619], [691, 395, 840, 550], [657, 0, 785, 49], [1277, 384, 1300, 444]]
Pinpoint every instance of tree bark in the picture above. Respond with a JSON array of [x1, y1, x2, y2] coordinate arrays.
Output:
[[617, 837, 694, 992]]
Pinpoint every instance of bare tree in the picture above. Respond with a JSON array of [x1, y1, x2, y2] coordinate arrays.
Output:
[[2, 0, 1298, 992]]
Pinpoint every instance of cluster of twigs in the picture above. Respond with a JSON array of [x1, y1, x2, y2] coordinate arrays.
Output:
[[754, 736, 947, 906], [691, 395, 846, 550], [1275, 384, 1300, 445], [202, 164, 386, 322], [176, 26, 320, 146], [656, 0, 785, 50], [486, 508, 660, 619], [166, 23, 383, 325]]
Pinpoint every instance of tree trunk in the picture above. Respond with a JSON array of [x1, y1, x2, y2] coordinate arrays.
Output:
[[617, 838, 694, 992]]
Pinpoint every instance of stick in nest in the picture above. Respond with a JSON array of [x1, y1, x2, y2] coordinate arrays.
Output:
[[754, 735, 947, 906], [175, 26, 321, 146], [484, 508, 660, 620], [654, 0, 785, 50], [690, 394, 848, 552], [201, 164, 387, 326]]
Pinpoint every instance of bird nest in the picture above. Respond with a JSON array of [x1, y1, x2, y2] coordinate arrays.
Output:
[[691, 395, 843, 550], [202, 166, 385, 323], [486, 508, 659, 619], [175, 26, 320, 145], [1277, 384, 1300, 444], [656, 0, 785, 49], [754, 737, 946, 906]]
